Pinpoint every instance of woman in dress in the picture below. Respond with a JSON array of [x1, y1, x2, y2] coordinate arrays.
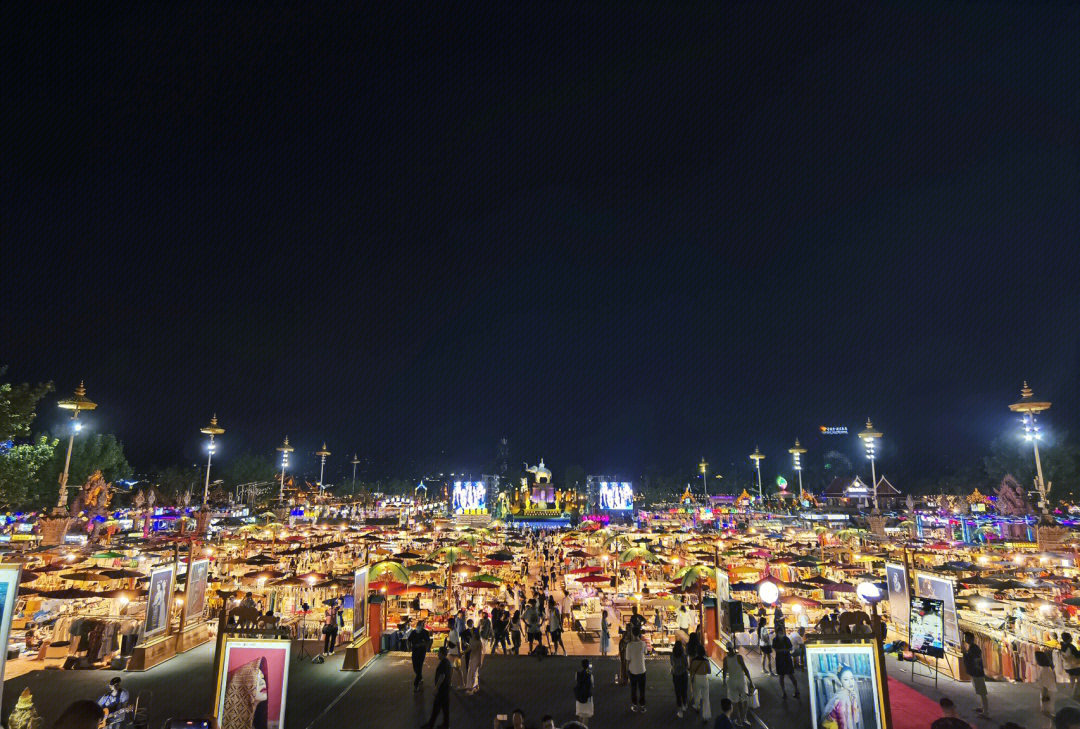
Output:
[[574, 658, 595, 726], [820, 666, 863, 729], [669, 639, 689, 718], [773, 628, 799, 699], [222, 657, 269, 729], [600, 610, 610, 657], [758, 619, 774, 675]]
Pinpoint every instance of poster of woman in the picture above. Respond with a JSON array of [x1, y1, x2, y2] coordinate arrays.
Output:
[[185, 559, 210, 620], [352, 567, 368, 635], [806, 642, 885, 729], [215, 638, 290, 729], [143, 565, 174, 638]]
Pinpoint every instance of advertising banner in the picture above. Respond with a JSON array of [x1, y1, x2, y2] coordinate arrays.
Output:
[[807, 642, 886, 729], [909, 596, 945, 658], [884, 562, 909, 631], [215, 637, 291, 729], [915, 572, 959, 646]]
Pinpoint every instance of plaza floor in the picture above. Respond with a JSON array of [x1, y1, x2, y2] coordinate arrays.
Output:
[[4, 641, 1073, 729]]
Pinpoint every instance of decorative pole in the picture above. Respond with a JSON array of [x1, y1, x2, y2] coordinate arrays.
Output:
[[316, 442, 331, 492], [276, 437, 294, 503], [54, 382, 96, 514], [351, 453, 360, 493], [200, 415, 224, 507], [1009, 382, 1052, 519], [699, 458, 708, 497], [788, 438, 807, 502], [749, 446, 765, 502], [859, 419, 883, 513]]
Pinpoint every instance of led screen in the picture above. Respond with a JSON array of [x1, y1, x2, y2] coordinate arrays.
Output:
[[598, 481, 633, 510], [451, 481, 486, 513]]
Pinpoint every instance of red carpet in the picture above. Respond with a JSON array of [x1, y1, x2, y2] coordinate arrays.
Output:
[[888, 676, 942, 729]]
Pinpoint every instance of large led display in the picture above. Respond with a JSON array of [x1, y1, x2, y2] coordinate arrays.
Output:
[[451, 480, 486, 513], [598, 481, 633, 510]]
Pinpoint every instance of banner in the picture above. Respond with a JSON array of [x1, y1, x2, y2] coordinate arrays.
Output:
[[909, 596, 945, 658], [0, 564, 23, 712], [807, 642, 886, 729], [214, 637, 291, 729], [143, 565, 175, 639], [352, 566, 369, 636], [884, 562, 909, 631], [185, 559, 210, 620], [914, 572, 959, 646]]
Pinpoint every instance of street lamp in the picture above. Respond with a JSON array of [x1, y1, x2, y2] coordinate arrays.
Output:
[[200, 415, 224, 507], [351, 453, 360, 493], [859, 419, 883, 513], [316, 442, 331, 491], [55, 381, 97, 514], [1008, 381, 1052, 518], [788, 438, 807, 502], [699, 458, 708, 497], [857, 579, 893, 728], [276, 436, 294, 503], [749, 446, 765, 502], [758, 580, 779, 606]]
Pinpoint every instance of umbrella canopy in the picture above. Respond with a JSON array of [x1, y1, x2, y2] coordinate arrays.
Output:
[[568, 565, 603, 575], [576, 574, 612, 584], [487, 551, 514, 561], [369, 561, 410, 583], [91, 551, 126, 559], [566, 550, 591, 558], [39, 588, 102, 599], [460, 580, 498, 589], [406, 563, 438, 573], [61, 571, 109, 582], [393, 551, 423, 560]]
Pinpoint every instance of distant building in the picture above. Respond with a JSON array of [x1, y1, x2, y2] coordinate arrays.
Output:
[[822, 475, 901, 509]]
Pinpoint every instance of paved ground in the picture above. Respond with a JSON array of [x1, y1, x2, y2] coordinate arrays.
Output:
[[5, 641, 1072, 729]]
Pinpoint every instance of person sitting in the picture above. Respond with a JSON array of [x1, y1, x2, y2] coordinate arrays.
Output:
[[96, 678, 130, 727]]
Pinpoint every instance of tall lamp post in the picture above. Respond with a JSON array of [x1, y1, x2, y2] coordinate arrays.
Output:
[[699, 458, 708, 497], [351, 453, 360, 493], [276, 436, 294, 503], [200, 415, 224, 507], [857, 581, 893, 729], [55, 381, 97, 514], [859, 419, 883, 513], [749, 446, 765, 502], [1009, 382, 1052, 519], [788, 438, 807, 502], [316, 442, 331, 492]]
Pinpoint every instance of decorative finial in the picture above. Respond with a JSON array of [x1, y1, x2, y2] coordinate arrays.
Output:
[[75, 381, 86, 396], [210, 414, 218, 426], [794, 438, 801, 447]]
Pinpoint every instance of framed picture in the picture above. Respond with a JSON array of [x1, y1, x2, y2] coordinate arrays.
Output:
[[884, 562, 909, 630], [214, 637, 290, 729], [909, 596, 945, 658], [143, 565, 175, 639], [806, 642, 886, 729], [914, 572, 958, 646], [352, 567, 368, 636], [0, 564, 23, 710], [185, 559, 210, 621]]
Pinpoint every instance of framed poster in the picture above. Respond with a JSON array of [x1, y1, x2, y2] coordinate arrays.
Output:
[[909, 596, 945, 658], [143, 564, 175, 639], [214, 637, 290, 729], [884, 562, 909, 630], [185, 559, 210, 620], [914, 572, 959, 646], [0, 564, 23, 711], [807, 642, 886, 729], [352, 566, 369, 636]]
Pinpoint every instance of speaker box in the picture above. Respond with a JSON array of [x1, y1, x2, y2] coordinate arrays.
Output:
[[722, 600, 744, 634]]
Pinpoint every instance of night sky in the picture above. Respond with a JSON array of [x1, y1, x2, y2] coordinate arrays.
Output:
[[4, 3, 1079, 485]]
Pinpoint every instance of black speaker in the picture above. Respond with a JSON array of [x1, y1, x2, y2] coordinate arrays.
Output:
[[722, 600, 744, 634]]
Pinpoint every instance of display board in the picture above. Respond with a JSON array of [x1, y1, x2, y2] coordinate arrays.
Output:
[[0, 564, 23, 711], [451, 480, 485, 513], [214, 636, 291, 729], [909, 596, 945, 658], [185, 559, 210, 620], [143, 564, 175, 639], [884, 562, 909, 630], [807, 642, 886, 729], [352, 566, 369, 636], [914, 572, 959, 646], [598, 481, 633, 510]]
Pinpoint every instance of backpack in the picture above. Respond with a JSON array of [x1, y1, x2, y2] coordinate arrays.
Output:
[[575, 669, 592, 703]]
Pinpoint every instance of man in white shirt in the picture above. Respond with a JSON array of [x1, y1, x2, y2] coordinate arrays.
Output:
[[625, 626, 648, 712], [677, 605, 691, 634]]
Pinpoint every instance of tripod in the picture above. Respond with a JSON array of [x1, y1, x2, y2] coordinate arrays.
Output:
[[295, 610, 318, 662]]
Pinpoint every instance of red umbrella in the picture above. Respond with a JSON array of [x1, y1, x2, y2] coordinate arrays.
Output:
[[568, 565, 603, 575], [461, 580, 498, 589], [481, 559, 510, 566], [370, 580, 408, 595]]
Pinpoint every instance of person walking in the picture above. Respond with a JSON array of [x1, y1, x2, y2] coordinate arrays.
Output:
[[677, 605, 691, 638], [626, 626, 648, 712], [772, 628, 798, 699], [758, 620, 774, 675], [721, 642, 754, 728], [575, 658, 595, 726], [523, 600, 542, 653], [962, 631, 989, 719], [510, 609, 523, 654], [689, 640, 713, 722], [322, 602, 339, 656], [479, 611, 494, 660], [421, 646, 451, 729], [670, 639, 690, 718], [1062, 632, 1080, 698], [600, 610, 611, 657], [618, 625, 631, 686], [408, 618, 432, 691], [548, 605, 567, 655]]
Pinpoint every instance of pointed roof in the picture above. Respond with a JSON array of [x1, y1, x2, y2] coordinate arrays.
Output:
[[823, 475, 870, 497], [875, 476, 900, 495]]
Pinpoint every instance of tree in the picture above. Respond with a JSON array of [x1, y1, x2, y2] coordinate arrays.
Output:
[[0, 369, 53, 439], [34, 433, 132, 506], [151, 464, 203, 505], [220, 452, 277, 487], [0, 435, 58, 508]]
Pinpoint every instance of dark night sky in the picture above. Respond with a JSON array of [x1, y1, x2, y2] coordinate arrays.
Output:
[[4, 3, 1079, 485]]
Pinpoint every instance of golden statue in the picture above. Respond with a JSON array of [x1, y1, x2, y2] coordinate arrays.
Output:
[[8, 688, 43, 729]]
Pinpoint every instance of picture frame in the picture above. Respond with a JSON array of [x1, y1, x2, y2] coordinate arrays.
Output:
[[214, 636, 291, 729], [806, 641, 887, 729]]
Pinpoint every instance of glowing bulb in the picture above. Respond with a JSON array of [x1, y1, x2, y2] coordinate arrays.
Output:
[[758, 581, 779, 605]]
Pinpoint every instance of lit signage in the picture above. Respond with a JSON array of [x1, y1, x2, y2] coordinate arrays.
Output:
[[819, 426, 848, 435], [451, 481, 486, 513], [598, 481, 633, 510]]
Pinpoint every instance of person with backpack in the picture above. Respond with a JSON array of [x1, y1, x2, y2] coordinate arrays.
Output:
[[574, 658, 595, 726], [689, 641, 712, 721], [523, 599, 542, 653]]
